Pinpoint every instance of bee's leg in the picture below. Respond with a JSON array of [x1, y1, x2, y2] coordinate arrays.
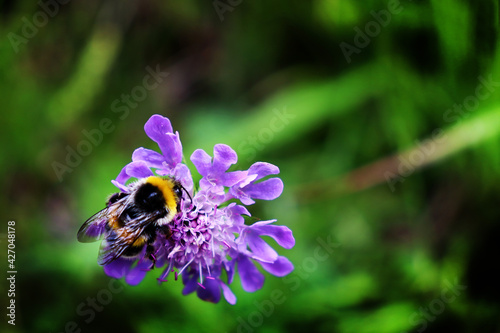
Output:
[[146, 244, 157, 269], [146, 229, 158, 269]]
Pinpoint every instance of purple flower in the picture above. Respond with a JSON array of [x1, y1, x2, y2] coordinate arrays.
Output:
[[229, 162, 284, 205], [114, 115, 193, 191], [105, 114, 294, 304], [191, 144, 247, 196]]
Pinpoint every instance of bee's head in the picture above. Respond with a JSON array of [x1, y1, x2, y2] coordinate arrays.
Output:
[[139, 176, 192, 220], [172, 180, 192, 211]]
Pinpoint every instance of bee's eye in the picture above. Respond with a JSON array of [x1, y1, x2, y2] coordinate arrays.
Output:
[[173, 186, 182, 198]]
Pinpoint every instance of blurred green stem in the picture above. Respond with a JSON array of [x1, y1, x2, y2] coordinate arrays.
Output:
[[303, 105, 500, 199]]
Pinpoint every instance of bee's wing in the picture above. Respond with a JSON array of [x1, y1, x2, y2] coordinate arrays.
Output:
[[78, 194, 131, 243], [77, 207, 111, 243], [97, 211, 159, 266]]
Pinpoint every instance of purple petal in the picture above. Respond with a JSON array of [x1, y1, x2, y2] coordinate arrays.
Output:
[[191, 149, 212, 177], [225, 204, 251, 226], [235, 174, 258, 188], [250, 220, 275, 227], [144, 114, 173, 140], [111, 180, 129, 192], [248, 162, 280, 180], [182, 272, 198, 295], [243, 178, 284, 201], [132, 148, 166, 169], [103, 258, 132, 279], [212, 144, 237, 174], [238, 195, 256, 206], [125, 263, 149, 286], [238, 255, 264, 292], [156, 162, 194, 193], [226, 203, 251, 217], [228, 177, 257, 205], [199, 178, 226, 196], [246, 233, 278, 263], [171, 163, 194, 192], [220, 281, 237, 305], [221, 171, 248, 187], [224, 260, 236, 285], [125, 161, 154, 179], [115, 166, 130, 185], [250, 222, 295, 249], [144, 115, 182, 166], [158, 132, 183, 167], [259, 256, 294, 277], [196, 278, 221, 303]]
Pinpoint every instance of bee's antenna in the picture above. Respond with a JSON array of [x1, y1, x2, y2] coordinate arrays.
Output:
[[180, 184, 193, 205]]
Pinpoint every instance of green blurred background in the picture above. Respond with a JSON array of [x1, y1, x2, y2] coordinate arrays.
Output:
[[1, 0, 500, 332]]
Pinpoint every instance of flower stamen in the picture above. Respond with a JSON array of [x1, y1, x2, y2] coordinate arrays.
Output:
[[158, 259, 174, 282], [211, 236, 215, 258], [177, 257, 195, 276]]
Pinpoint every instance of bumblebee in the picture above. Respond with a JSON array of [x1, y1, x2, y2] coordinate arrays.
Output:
[[77, 176, 186, 265]]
